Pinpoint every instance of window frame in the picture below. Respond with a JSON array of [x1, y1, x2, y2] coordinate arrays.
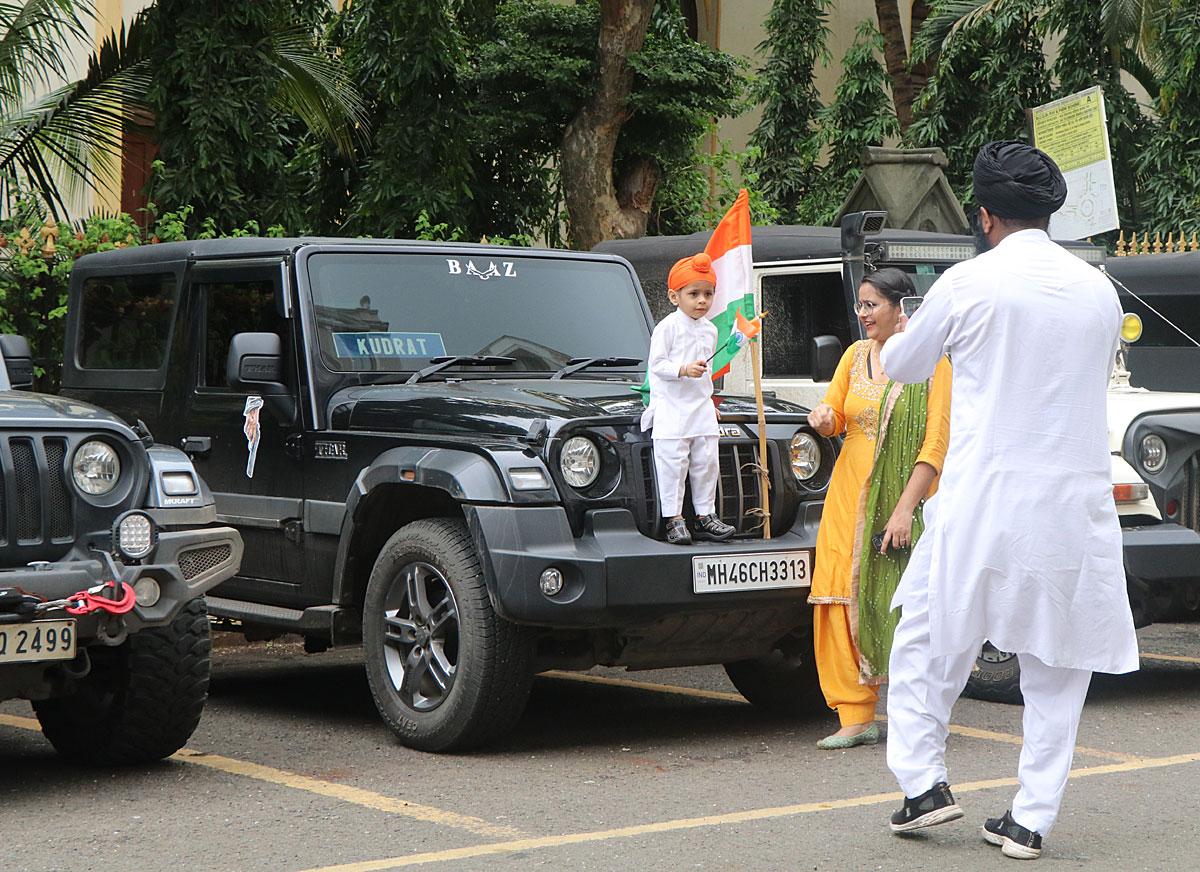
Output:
[[67, 264, 185, 391]]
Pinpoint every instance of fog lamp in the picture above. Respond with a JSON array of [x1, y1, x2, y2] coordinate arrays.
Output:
[[114, 512, 157, 561], [1121, 313, 1143, 344], [1139, 434, 1167, 474], [133, 577, 161, 607], [539, 568, 564, 597]]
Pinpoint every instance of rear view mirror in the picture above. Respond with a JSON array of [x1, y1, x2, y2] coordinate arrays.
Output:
[[0, 334, 34, 390], [811, 335, 843, 384], [227, 332, 284, 387]]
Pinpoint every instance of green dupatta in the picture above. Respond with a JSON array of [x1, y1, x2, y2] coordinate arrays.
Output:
[[850, 379, 929, 684]]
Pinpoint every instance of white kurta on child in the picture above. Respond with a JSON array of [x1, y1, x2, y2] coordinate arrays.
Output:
[[880, 228, 1139, 836], [641, 308, 720, 517]]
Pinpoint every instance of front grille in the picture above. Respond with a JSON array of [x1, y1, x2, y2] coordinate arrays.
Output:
[[638, 441, 778, 537], [178, 544, 233, 580], [1184, 452, 1200, 534], [0, 436, 75, 547]]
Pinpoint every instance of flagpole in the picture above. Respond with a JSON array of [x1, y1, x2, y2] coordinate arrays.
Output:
[[750, 315, 770, 539]]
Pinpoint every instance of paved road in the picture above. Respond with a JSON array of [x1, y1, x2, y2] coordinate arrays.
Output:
[[4, 620, 1200, 871]]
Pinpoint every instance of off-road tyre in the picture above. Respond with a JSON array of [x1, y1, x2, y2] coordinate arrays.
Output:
[[724, 625, 823, 715], [33, 598, 212, 765], [961, 642, 1022, 704], [362, 518, 536, 752]]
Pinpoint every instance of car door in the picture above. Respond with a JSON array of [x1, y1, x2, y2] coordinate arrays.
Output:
[[164, 261, 309, 600]]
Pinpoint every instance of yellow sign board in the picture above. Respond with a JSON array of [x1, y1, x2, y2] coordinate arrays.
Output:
[[1030, 88, 1108, 173]]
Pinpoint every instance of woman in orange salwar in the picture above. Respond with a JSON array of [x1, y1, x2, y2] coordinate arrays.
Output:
[[806, 269, 951, 750]]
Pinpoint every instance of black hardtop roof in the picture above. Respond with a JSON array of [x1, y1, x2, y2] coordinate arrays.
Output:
[[595, 224, 975, 264], [70, 236, 630, 271], [594, 223, 1100, 265], [1106, 250, 1200, 295]]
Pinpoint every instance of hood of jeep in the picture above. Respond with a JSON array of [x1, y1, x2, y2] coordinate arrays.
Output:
[[329, 379, 807, 439], [0, 390, 133, 433]]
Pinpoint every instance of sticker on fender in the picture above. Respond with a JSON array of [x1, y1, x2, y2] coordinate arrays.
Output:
[[692, 551, 811, 594]]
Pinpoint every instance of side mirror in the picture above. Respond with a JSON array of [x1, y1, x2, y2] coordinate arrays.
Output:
[[0, 334, 34, 390], [226, 332, 295, 425], [811, 335, 843, 384], [227, 332, 284, 387]]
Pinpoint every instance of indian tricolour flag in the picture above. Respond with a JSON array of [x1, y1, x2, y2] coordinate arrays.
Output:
[[704, 188, 755, 380]]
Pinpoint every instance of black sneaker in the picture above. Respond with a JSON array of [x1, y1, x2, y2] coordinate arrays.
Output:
[[889, 781, 964, 833], [665, 518, 693, 545], [983, 810, 1043, 860], [693, 513, 735, 541]]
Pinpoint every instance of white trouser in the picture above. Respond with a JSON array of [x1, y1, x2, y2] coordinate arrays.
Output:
[[886, 568, 1093, 837], [653, 436, 719, 518]]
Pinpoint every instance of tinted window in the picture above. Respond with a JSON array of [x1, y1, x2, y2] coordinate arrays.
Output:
[[306, 253, 649, 373], [200, 280, 284, 387], [78, 273, 177, 370], [760, 271, 852, 377]]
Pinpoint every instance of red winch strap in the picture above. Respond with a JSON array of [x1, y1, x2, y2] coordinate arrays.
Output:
[[64, 582, 136, 616]]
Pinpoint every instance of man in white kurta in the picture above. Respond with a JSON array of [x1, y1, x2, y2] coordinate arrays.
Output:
[[641, 252, 734, 545], [879, 141, 1138, 859]]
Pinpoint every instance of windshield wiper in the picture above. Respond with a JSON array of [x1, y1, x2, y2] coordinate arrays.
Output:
[[405, 355, 517, 384], [551, 356, 642, 380]]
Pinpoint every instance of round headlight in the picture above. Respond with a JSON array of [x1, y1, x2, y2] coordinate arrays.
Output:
[[790, 432, 820, 481], [560, 436, 600, 488], [1121, 313, 1143, 344], [115, 512, 157, 560], [1139, 433, 1167, 475], [72, 440, 121, 495]]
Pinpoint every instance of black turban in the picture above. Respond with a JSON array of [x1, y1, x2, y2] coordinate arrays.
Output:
[[973, 140, 1067, 219]]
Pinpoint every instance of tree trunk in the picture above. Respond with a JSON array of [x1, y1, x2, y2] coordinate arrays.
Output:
[[907, 0, 935, 116], [561, 0, 656, 250], [874, 0, 916, 132]]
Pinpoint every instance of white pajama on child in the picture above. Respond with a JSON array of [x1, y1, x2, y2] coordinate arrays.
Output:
[[641, 309, 720, 518]]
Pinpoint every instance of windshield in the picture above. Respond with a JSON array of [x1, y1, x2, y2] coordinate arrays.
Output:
[[305, 252, 650, 374]]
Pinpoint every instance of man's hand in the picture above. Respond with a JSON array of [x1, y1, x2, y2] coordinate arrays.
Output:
[[807, 403, 836, 436], [679, 360, 707, 378]]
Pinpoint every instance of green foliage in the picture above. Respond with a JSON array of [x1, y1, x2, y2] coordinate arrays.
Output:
[[0, 187, 287, 391], [143, 1, 292, 231], [905, 0, 1050, 198], [1133, 1, 1200, 236], [795, 20, 900, 225], [331, 0, 476, 238], [650, 137, 780, 235], [747, 0, 832, 222]]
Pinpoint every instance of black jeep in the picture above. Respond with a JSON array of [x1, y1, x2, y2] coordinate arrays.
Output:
[[61, 238, 836, 751], [0, 335, 242, 764]]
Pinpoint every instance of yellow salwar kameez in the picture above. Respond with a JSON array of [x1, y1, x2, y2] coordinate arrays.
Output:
[[809, 340, 951, 726]]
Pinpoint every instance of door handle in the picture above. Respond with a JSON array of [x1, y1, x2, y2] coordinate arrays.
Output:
[[181, 435, 213, 457]]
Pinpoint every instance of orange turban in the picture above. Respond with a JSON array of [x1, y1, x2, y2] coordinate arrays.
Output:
[[667, 252, 716, 291]]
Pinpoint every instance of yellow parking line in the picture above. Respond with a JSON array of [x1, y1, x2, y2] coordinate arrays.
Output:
[[0, 713, 522, 840], [539, 670, 747, 703], [1142, 651, 1200, 665], [541, 672, 1139, 762], [301, 751, 1200, 871]]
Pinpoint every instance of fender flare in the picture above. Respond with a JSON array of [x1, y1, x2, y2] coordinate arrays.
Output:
[[330, 446, 511, 603]]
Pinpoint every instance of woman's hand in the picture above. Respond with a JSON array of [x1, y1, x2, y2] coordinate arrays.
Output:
[[807, 403, 836, 436], [879, 508, 914, 553]]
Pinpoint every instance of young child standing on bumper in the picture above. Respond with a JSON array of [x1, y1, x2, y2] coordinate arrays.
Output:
[[641, 253, 736, 546]]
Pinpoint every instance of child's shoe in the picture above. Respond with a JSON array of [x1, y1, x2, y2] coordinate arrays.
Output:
[[694, 514, 735, 541], [665, 518, 693, 545]]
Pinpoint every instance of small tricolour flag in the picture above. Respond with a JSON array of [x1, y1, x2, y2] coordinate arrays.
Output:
[[704, 188, 755, 380]]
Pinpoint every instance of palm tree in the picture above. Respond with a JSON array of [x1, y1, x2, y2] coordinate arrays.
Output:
[[916, 0, 1167, 100], [0, 0, 362, 220]]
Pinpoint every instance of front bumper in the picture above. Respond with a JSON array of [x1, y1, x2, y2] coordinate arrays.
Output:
[[1123, 523, 1200, 586], [466, 504, 822, 629], [0, 526, 243, 641]]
